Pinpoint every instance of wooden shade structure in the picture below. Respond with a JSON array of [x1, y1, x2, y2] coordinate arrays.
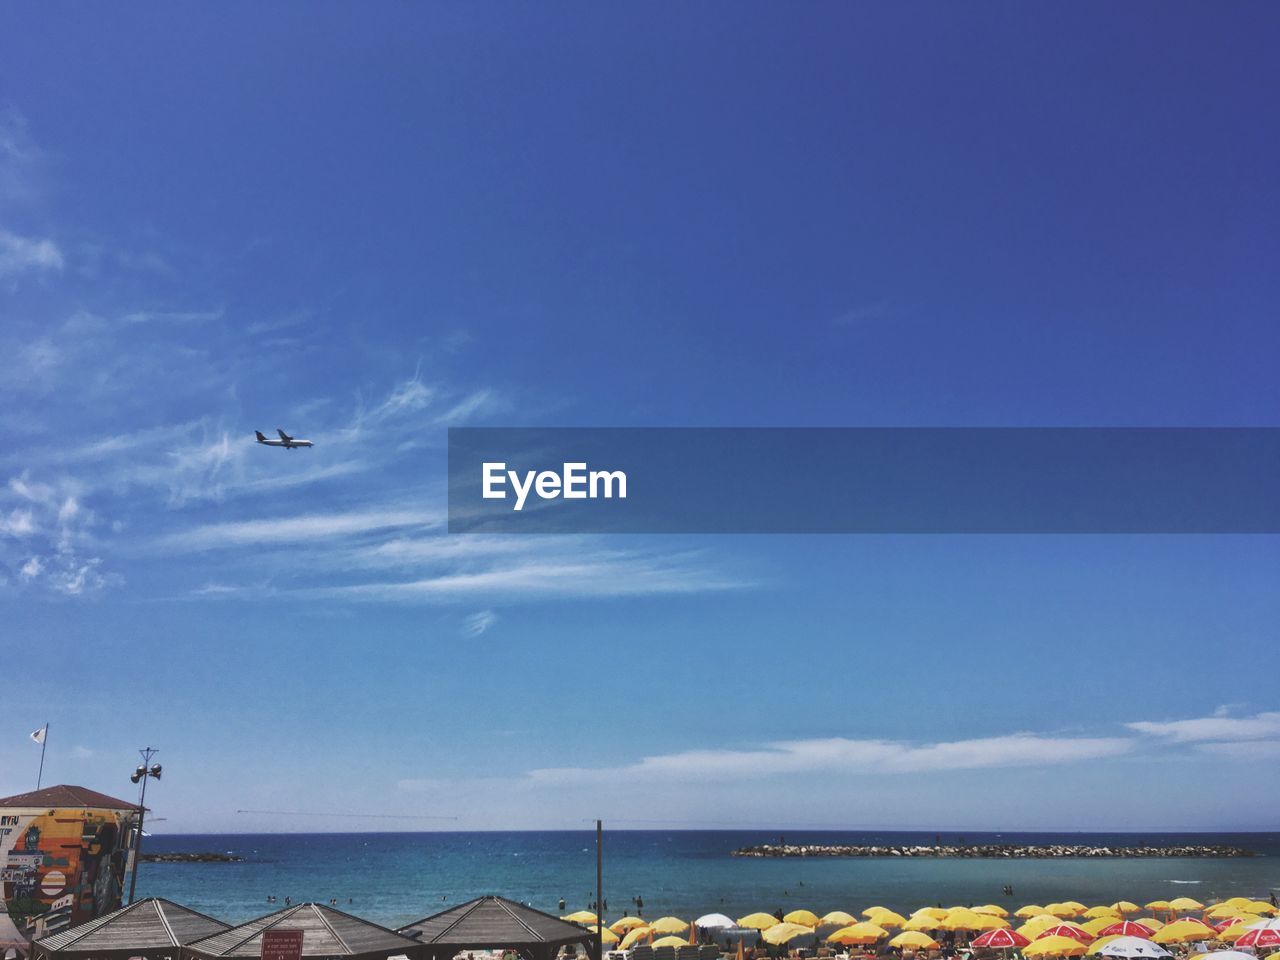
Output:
[[32, 898, 229, 960], [398, 896, 599, 960], [185, 903, 419, 960]]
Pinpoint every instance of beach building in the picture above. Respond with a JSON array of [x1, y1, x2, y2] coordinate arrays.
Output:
[[31, 898, 229, 960], [0, 786, 139, 958], [184, 903, 421, 960], [399, 896, 600, 960]]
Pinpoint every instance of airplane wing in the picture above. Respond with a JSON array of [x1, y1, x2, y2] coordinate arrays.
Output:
[[277, 429, 293, 441]]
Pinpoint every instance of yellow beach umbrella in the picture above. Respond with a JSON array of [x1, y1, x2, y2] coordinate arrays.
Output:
[[653, 937, 690, 949], [1086, 936, 1120, 955], [1046, 904, 1080, 919], [912, 908, 949, 921], [891, 932, 940, 950], [1084, 908, 1121, 920], [1112, 903, 1141, 915], [1169, 898, 1205, 913], [563, 911, 598, 924], [975, 906, 1011, 918], [1206, 905, 1249, 919], [1132, 918, 1164, 931], [620, 928, 653, 949], [738, 914, 780, 931], [1220, 923, 1255, 940], [1153, 920, 1215, 944], [973, 916, 1012, 931], [822, 912, 859, 927], [583, 926, 619, 945], [612, 917, 648, 933], [828, 924, 889, 946], [1018, 906, 1050, 919], [1220, 898, 1254, 908], [784, 911, 821, 928], [1025, 936, 1089, 957], [1063, 904, 1089, 914], [863, 907, 893, 919], [1145, 902, 1171, 913], [941, 911, 986, 931], [763, 923, 816, 946], [650, 918, 690, 935], [870, 911, 908, 929], [1247, 903, 1279, 916], [1018, 918, 1060, 939], [904, 917, 942, 932]]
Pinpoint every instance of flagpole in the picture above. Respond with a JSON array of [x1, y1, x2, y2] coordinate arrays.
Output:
[[36, 724, 48, 790]]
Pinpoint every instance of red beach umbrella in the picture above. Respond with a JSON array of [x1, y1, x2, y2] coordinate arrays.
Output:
[[1038, 926, 1095, 944], [973, 930, 1032, 949], [1098, 923, 1155, 940], [1235, 921, 1280, 951]]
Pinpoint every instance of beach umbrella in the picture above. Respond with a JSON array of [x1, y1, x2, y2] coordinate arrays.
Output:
[[1038, 925, 1094, 944], [621, 928, 653, 949], [869, 911, 908, 929], [820, 912, 859, 928], [1153, 920, 1216, 945], [1019, 907, 1050, 919], [653, 936, 690, 948], [581, 925, 620, 945], [1112, 904, 1141, 916], [1219, 923, 1254, 940], [1018, 921, 1056, 940], [1145, 903, 1172, 913], [784, 910, 821, 928], [891, 932, 940, 950], [1047, 904, 1084, 919], [1083, 920, 1120, 937], [912, 908, 949, 920], [1097, 922, 1155, 939], [1132, 919, 1164, 932], [762, 923, 816, 946], [975, 906, 1011, 918], [972, 929, 1031, 949], [650, 918, 690, 935], [863, 907, 894, 920], [1234, 919, 1280, 950], [940, 911, 986, 932], [1247, 904, 1280, 916], [1086, 908, 1123, 920], [737, 914, 780, 931], [696, 915, 736, 930], [1088, 938, 1121, 955], [973, 916, 1012, 931], [904, 917, 941, 932], [1091, 936, 1172, 958], [1169, 898, 1205, 914], [828, 924, 889, 945], [1025, 936, 1090, 957], [563, 911, 598, 924], [612, 917, 649, 933], [1194, 953, 1258, 960], [1063, 904, 1089, 915]]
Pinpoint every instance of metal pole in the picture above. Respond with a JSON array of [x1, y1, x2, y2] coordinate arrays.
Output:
[[36, 724, 48, 790], [128, 772, 147, 904], [596, 820, 603, 960]]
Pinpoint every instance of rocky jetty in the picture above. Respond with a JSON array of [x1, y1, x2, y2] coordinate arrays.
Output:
[[140, 852, 244, 863], [731, 843, 1255, 859]]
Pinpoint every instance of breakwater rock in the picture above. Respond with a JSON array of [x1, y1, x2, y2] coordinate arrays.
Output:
[[731, 844, 1255, 859], [140, 852, 244, 863]]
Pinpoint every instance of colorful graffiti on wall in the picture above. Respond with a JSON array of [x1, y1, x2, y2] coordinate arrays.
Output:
[[0, 807, 132, 941]]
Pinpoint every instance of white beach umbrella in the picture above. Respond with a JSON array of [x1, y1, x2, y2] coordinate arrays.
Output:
[[1096, 937, 1173, 959], [1194, 952, 1259, 960], [696, 915, 737, 929]]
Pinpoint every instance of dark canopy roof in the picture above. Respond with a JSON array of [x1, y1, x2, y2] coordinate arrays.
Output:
[[398, 897, 595, 951], [33, 898, 229, 957], [186, 903, 418, 960], [0, 785, 137, 811]]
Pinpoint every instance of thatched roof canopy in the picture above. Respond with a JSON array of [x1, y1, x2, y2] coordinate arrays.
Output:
[[185, 903, 418, 960], [33, 898, 228, 960], [398, 897, 596, 960]]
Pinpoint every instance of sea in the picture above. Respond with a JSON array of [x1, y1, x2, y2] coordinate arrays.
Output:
[[136, 831, 1280, 929]]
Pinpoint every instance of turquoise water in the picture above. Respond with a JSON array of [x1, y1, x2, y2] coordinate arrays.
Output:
[[136, 831, 1280, 928]]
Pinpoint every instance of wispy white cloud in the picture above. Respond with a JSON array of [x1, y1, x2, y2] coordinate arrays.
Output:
[[0, 227, 62, 276], [1127, 710, 1280, 743], [462, 609, 498, 637], [527, 733, 1134, 786], [154, 509, 442, 552], [119, 308, 224, 325], [1195, 740, 1280, 760]]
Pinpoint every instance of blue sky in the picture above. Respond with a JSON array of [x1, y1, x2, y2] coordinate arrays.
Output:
[[1, 3, 1279, 832]]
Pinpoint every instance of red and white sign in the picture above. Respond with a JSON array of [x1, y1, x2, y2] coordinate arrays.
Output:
[[261, 929, 305, 960]]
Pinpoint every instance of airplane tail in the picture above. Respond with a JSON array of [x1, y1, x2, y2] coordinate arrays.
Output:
[[255, 430, 268, 442]]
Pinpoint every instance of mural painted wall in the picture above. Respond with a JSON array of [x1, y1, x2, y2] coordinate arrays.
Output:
[[0, 807, 132, 941]]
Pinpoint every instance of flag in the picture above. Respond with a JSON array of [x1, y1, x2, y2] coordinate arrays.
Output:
[[30, 725, 47, 745]]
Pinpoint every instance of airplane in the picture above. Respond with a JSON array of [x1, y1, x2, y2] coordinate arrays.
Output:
[[255, 429, 314, 449]]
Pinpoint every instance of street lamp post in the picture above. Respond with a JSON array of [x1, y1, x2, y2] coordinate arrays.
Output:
[[127, 747, 162, 905]]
